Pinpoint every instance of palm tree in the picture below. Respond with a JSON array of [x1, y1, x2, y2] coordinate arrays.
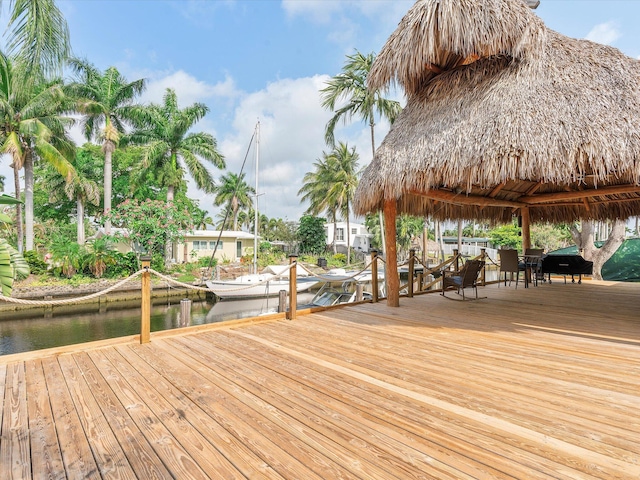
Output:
[[320, 50, 402, 254], [299, 143, 360, 263], [298, 151, 340, 253], [124, 88, 225, 262], [325, 142, 360, 265], [1, 0, 71, 80], [40, 151, 100, 245], [0, 53, 75, 252], [125, 88, 224, 202], [68, 59, 146, 234], [214, 172, 255, 231]]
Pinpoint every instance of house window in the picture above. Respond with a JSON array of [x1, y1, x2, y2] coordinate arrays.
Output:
[[193, 240, 222, 251], [336, 228, 344, 241], [351, 228, 358, 235]]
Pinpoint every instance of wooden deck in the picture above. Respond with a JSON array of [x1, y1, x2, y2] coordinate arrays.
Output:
[[1, 280, 639, 479]]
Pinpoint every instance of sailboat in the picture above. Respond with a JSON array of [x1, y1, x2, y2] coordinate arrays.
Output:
[[206, 122, 318, 300]]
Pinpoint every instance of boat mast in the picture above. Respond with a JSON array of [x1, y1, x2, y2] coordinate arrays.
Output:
[[253, 121, 260, 274]]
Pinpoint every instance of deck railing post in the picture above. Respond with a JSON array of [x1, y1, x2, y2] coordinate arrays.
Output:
[[480, 248, 487, 285], [371, 250, 379, 303], [417, 272, 423, 292], [287, 255, 297, 320], [140, 255, 151, 344], [408, 249, 415, 297], [453, 249, 460, 271]]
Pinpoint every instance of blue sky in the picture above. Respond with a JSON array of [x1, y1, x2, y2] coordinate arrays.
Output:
[[2, 0, 640, 224]]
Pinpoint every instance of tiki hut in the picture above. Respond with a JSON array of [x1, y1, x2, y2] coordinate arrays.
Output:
[[354, 0, 640, 305]]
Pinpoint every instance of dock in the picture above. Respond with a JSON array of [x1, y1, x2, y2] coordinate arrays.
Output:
[[1, 280, 639, 479]]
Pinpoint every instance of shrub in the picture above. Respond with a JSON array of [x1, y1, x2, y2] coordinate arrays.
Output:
[[197, 256, 217, 268], [105, 252, 139, 278], [23, 250, 48, 275]]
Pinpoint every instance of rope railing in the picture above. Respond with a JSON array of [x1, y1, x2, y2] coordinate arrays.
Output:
[[0, 255, 383, 349], [0, 270, 144, 306]]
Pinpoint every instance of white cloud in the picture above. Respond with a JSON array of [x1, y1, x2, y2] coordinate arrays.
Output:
[[141, 70, 241, 106], [585, 21, 621, 45], [181, 73, 391, 222], [281, 0, 343, 23], [170, 0, 236, 27], [281, 0, 412, 52]]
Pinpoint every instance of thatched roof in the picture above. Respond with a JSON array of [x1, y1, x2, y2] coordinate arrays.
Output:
[[355, 0, 640, 223]]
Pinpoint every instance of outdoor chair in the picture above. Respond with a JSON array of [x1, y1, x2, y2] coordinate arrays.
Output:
[[441, 259, 485, 300], [498, 249, 525, 288], [523, 248, 544, 286]]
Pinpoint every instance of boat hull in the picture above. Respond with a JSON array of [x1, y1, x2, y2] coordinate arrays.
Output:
[[206, 277, 318, 300]]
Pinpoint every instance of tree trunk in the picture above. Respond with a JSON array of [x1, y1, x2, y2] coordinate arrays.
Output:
[[77, 196, 85, 245], [13, 166, 23, 252], [332, 213, 337, 255], [165, 185, 175, 264], [571, 220, 625, 280], [383, 198, 399, 307], [346, 200, 351, 265], [24, 151, 34, 251], [103, 141, 114, 235]]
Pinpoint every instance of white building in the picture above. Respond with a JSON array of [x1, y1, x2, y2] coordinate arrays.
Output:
[[324, 222, 372, 253]]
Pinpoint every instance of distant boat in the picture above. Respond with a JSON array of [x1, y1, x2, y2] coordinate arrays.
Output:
[[296, 267, 383, 308], [205, 122, 318, 300], [206, 265, 319, 300]]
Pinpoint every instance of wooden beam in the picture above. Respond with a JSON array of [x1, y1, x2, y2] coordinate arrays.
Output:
[[520, 185, 640, 204], [383, 199, 399, 307], [488, 183, 507, 198], [410, 189, 526, 208], [524, 182, 543, 196]]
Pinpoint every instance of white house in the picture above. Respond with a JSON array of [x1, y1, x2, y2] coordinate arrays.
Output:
[[324, 222, 372, 253], [95, 228, 259, 263], [175, 230, 259, 263]]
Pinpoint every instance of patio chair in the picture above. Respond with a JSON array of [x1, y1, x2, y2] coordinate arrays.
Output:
[[498, 249, 525, 288], [523, 248, 544, 286], [441, 259, 485, 300]]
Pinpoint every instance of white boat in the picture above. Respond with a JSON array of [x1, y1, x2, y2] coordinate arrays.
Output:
[[205, 123, 318, 300], [206, 268, 319, 299]]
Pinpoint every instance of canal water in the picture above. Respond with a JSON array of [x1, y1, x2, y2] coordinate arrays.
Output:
[[0, 294, 310, 356]]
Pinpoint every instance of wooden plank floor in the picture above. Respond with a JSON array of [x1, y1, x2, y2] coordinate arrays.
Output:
[[1, 280, 639, 479]]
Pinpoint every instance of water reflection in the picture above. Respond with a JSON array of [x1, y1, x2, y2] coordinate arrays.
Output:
[[0, 294, 293, 356]]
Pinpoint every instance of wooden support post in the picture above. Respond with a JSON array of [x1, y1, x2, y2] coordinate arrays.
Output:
[[371, 250, 379, 303], [480, 248, 487, 285], [278, 290, 287, 313], [453, 249, 460, 271], [180, 299, 191, 327], [408, 249, 415, 297], [383, 199, 400, 307], [356, 284, 363, 302], [521, 206, 531, 251], [140, 255, 151, 344], [417, 272, 423, 292], [287, 255, 297, 320]]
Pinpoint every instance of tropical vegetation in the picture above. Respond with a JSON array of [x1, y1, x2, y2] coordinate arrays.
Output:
[[68, 59, 146, 234], [320, 50, 402, 255], [0, 1, 635, 296]]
